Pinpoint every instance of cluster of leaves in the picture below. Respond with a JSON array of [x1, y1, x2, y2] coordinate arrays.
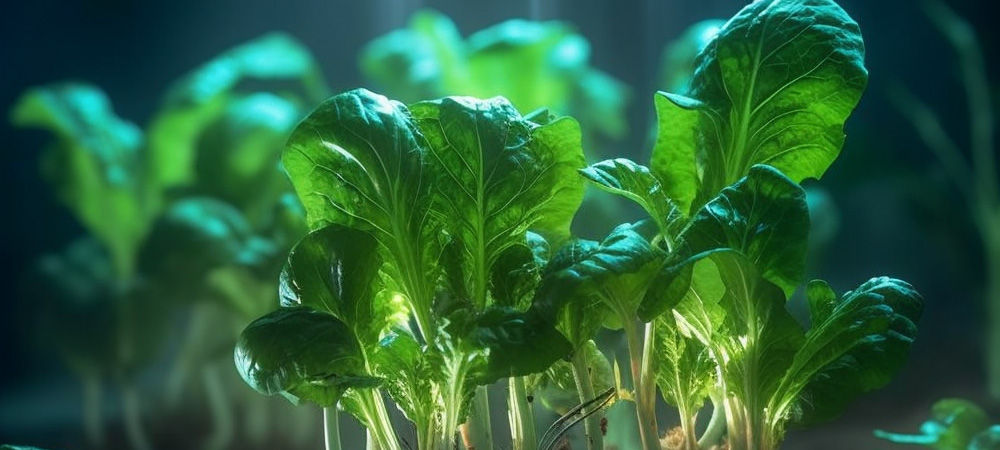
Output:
[[237, 2, 924, 450], [360, 9, 630, 154], [12, 32, 326, 449], [874, 399, 1000, 450]]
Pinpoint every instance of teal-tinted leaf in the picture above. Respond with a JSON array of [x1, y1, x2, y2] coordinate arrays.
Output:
[[970, 426, 1000, 450], [873, 398, 991, 450], [1, 446, 62, 450], [659, 19, 726, 94], [579, 158, 681, 234], [279, 225, 391, 344], [465, 19, 581, 114], [777, 277, 923, 426], [652, 0, 868, 211], [283, 88, 438, 321], [149, 32, 326, 189], [11, 83, 149, 277], [679, 165, 809, 297], [139, 197, 267, 293], [571, 69, 630, 141], [235, 306, 372, 407], [193, 93, 300, 224], [411, 96, 584, 307]]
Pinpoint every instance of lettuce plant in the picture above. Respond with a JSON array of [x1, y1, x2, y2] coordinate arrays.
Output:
[[360, 9, 629, 155], [234, 2, 924, 450], [12, 32, 326, 450]]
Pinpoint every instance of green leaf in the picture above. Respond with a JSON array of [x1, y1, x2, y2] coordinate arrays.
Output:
[[283, 88, 439, 331], [777, 277, 923, 426], [490, 232, 549, 310], [653, 311, 714, 417], [970, 426, 1000, 450], [11, 83, 150, 278], [139, 197, 268, 294], [679, 165, 809, 297], [411, 96, 585, 307], [536, 222, 662, 342], [371, 331, 435, 427], [649, 92, 703, 216], [192, 92, 300, 225], [149, 32, 326, 190], [360, 9, 467, 104], [658, 19, 726, 94], [235, 306, 374, 407], [280, 225, 396, 344], [449, 306, 572, 384], [651, 0, 868, 211], [579, 158, 680, 234]]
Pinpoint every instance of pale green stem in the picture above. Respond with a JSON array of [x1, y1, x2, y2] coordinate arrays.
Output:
[[697, 391, 726, 450], [82, 373, 106, 449], [623, 319, 659, 450], [165, 303, 211, 407], [508, 377, 537, 450], [324, 407, 342, 450], [359, 389, 402, 450], [121, 382, 152, 450], [463, 385, 493, 450], [201, 364, 233, 450], [570, 350, 603, 450]]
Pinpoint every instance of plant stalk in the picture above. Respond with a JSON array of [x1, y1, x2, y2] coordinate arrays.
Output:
[[463, 385, 493, 450], [121, 381, 153, 450], [82, 373, 106, 449], [358, 389, 402, 450], [324, 407, 342, 450], [201, 364, 234, 450], [570, 349, 603, 450], [508, 376, 537, 450], [623, 319, 659, 450]]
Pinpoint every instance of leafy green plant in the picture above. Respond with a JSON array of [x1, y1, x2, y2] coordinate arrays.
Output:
[[359, 9, 629, 157], [874, 398, 1000, 450], [12, 32, 325, 450], [236, 2, 923, 450]]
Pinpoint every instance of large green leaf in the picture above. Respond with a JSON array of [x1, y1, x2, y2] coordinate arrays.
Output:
[[148, 32, 326, 190], [451, 306, 572, 384], [283, 88, 438, 332], [579, 158, 680, 235], [11, 83, 150, 278], [679, 165, 809, 297], [650, 0, 868, 212], [138, 197, 269, 294], [776, 277, 923, 426], [536, 222, 663, 341], [192, 92, 300, 225], [410, 96, 585, 307], [653, 312, 714, 417], [279, 225, 396, 345], [235, 306, 375, 407]]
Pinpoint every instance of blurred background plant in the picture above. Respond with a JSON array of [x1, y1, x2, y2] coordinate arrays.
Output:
[[10, 33, 325, 449]]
